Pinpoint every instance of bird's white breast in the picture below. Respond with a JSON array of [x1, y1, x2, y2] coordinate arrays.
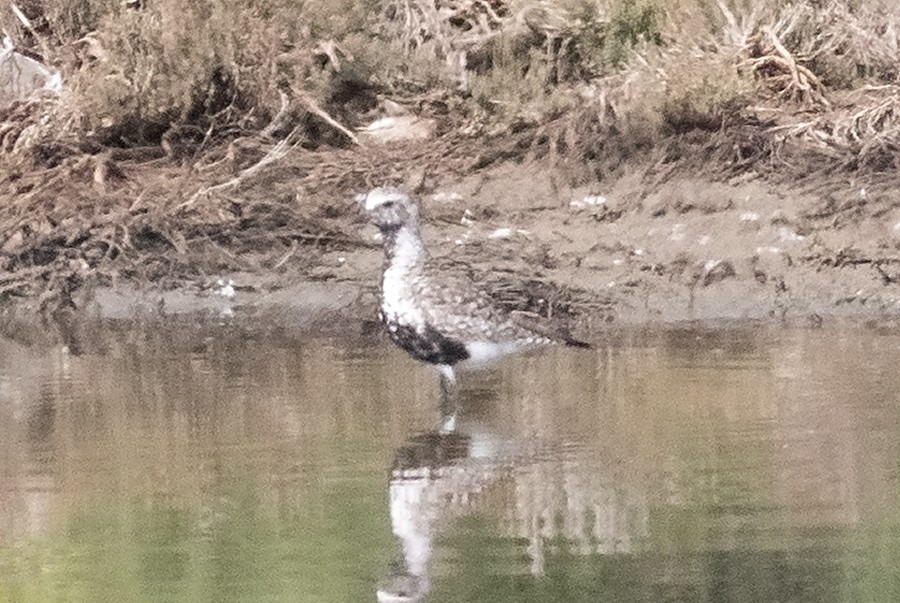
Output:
[[381, 226, 427, 326], [382, 264, 424, 326]]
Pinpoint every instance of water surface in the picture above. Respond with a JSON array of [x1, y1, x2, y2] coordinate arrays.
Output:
[[0, 327, 898, 602]]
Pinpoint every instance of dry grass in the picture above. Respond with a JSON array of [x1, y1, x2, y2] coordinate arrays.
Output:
[[0, 121, 513, 316], [772, 86, 900, 170], [3, 0, 896, 161], [506, 0, 900, 174], [2, 0, 386, 151]]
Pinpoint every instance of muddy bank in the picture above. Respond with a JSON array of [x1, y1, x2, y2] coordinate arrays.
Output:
[[4, 158, 900, 350], [5, 0, 900, 348]]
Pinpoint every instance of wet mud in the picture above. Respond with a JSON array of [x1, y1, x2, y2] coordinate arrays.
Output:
[[4, 154, 900, 350]]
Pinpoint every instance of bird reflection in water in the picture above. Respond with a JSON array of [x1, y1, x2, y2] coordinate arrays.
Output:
[[377, 418, 647, 602], [377, 429, 478, 602]]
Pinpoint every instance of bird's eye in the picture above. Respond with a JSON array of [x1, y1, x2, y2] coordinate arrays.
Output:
[[381, 200, 396, 208]]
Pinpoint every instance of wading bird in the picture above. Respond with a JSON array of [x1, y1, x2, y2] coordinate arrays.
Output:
[[363, 187, 590, 430]]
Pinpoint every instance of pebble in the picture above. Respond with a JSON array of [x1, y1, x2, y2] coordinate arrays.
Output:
[[777, 227, 805, 242], [215, 278, 235, 299], [570, 195, 607, 210]]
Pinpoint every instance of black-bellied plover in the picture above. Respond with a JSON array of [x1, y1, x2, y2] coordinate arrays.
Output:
[[363, 187, 589, 426]]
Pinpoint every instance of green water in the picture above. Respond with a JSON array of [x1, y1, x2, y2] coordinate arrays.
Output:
[[0, 327, 898, 602]]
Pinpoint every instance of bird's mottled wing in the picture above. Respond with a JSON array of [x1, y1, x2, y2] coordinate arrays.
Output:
[[509, 311, 591, 348], [416, 264, 542, 342]]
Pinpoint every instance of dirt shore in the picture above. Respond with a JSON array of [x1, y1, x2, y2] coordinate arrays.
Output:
[[4, 154, 900, 351], [5, 0, 900, 349]]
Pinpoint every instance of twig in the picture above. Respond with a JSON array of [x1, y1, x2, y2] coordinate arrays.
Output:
[[293, 87, 361, 146], [9, 4, 32, 33], [9, 3, 50, 59], [763, 27, 830, 107], [259, 90, 292, 139], [272, 240, 298, 269], [177, 124, 303, 209]]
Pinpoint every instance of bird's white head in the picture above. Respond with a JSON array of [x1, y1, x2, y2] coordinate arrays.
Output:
[[362, 187, 419, 233]]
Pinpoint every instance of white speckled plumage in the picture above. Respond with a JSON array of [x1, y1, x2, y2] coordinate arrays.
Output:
[[363, 187, 591, 430], [363, 187, 580, 379], [381, 226, 427, 328]]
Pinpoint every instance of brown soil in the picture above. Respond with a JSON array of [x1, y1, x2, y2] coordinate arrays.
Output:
[[3, 127, 900, 351]]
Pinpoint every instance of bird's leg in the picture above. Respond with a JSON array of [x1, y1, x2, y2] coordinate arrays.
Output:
[[437, 365, 458, 433]]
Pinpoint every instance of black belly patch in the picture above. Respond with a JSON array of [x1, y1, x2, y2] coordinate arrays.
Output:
[[385, 320, 470, 366]]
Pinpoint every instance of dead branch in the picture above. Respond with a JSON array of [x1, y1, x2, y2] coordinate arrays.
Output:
[[9, 3, 51, 59], [178, 125, 304, 209], [259, 90, 292, 139], [293, 87, 361, 146], [745, 28, 830, 108]]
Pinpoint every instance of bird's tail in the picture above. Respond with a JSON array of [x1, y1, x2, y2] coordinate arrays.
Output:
[[510, 310, 593, 349]]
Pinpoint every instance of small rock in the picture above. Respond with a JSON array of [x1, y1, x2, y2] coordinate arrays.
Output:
[[739, 212, 761, 232], [777, 227, 805, 242], [755, 246, 782, 254], [215, 278, 235, 299], [432, 191, 463, 203], [700, 260, 735, 287], [570, 195, 607, 210], [769, 209, 790, 225], [358, 115, 436, 144], [751, 249, 791, 282], [0, 44, 62, 106]]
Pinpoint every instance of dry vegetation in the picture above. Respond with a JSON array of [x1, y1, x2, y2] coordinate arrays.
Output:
[[2, 0, 900, 315]]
